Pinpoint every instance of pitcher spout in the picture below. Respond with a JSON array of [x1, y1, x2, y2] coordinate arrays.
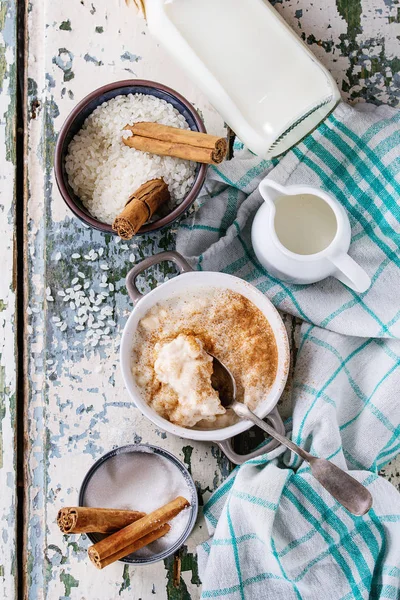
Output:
[[258, 178, 287, 207]]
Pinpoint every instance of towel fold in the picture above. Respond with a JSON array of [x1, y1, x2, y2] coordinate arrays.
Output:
[[176, 102, 400, 599]]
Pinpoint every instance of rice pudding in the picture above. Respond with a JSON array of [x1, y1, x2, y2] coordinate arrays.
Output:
[[131, 287, 278, 429]]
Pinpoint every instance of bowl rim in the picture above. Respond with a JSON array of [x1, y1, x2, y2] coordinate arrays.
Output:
[[78, 443, 199, 565], [54, 78, 208, 234]]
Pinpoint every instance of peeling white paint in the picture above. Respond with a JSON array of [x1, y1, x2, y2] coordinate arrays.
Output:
[[0, 0, 17, 597], [24, 0, 400, 598]]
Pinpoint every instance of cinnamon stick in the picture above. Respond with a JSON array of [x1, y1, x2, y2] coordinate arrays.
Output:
[[57, 507, 146, 534], [87, 496, 190, 567], [88, 524, 170, 569], [123, 122, 227, 164], [112, 178, 170, 239]]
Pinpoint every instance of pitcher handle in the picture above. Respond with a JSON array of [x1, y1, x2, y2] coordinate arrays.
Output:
[[126, 251, 193, 305], [330, 253, 371, 293], [215, 407, 285, 465]]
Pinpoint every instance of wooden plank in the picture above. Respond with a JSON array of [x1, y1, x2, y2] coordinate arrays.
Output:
[[24, 1, 400, 599], [0, 1, 17, 598], [24, 2, 226, 599]]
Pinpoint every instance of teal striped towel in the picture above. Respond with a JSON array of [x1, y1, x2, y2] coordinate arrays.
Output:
[[176, 102, 400, 599]]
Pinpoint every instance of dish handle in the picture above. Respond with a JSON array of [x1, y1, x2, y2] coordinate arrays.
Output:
[[126, 251, 193, 305], [215, 407, 285, 465]]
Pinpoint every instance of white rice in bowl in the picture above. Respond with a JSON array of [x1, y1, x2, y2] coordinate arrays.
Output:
[[65, 93, 197, 225]]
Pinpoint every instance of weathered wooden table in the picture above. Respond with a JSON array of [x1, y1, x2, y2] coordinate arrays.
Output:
[[1, 1, 399, 598]]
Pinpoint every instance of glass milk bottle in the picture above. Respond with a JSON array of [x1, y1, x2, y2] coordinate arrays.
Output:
[[143, 0, 341, 158]]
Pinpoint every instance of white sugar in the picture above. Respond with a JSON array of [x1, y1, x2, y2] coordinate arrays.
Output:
[[83, 452, 193, 558]]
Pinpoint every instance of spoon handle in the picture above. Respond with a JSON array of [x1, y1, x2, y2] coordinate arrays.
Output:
[[232, 403, 373, 516], [309, 457, 373, 516]]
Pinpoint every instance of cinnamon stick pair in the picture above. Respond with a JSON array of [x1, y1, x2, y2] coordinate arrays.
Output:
[[88, 496, 190, 569], [123, 122, 227, 165], [57, 497, 190, 569], [112, 178, 170, 239]]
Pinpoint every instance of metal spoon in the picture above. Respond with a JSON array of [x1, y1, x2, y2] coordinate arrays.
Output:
[[210, 355, 373, 516]]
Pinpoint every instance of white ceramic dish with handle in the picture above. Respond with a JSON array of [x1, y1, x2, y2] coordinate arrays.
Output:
[[120, 251, 290, 464]]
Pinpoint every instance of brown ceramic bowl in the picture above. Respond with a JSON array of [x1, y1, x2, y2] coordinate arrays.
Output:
[[54, 79, 208, 234]]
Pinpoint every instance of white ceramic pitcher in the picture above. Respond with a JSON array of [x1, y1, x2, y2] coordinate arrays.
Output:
[[251, 179, 371, 292]]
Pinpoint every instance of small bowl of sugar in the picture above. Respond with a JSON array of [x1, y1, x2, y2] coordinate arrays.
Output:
[[54, 79, 208, 235], [79, 444, 198, 565]]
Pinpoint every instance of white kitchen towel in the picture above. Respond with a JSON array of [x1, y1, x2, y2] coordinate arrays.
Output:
[[177, 102, 400, 339], [176, 102, 400, 599]]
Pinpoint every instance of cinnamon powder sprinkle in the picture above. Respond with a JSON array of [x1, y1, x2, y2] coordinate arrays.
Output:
[[131, 288, 278, 429]]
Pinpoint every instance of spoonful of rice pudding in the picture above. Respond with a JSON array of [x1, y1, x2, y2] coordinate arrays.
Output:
[[154, 334, 225, 428]]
